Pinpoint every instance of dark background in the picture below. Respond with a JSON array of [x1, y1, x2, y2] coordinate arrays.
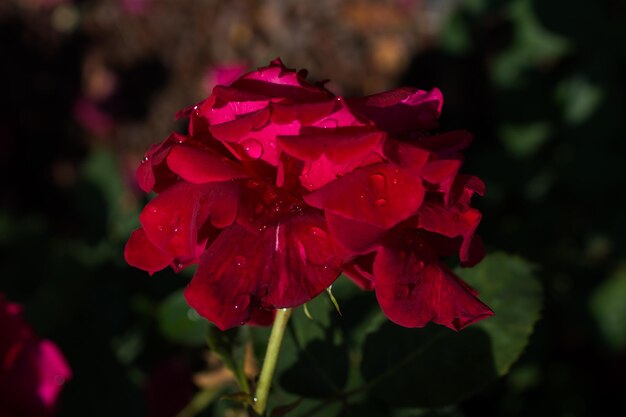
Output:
[[1, 0, 625, 416]]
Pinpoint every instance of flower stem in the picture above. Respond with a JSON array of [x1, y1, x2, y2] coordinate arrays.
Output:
[[252, 308, 292, 416]]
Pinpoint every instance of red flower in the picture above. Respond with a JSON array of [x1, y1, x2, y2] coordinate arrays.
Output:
[[0, 294, 71, 417], [126, 58, 493, 331]]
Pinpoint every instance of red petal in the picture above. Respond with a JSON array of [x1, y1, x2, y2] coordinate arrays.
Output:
[[124, 228, 173, 274], [137, 133, 185, 193], [416, 130, 473, 153], [347, 88, 443, 134], [278, 127, 383, 163], [140, 182, 239, 260], [184, 214, 341, 330], [167, 144, 248, 184], [325, 212, 386, 255], [373, 245, 493, 330], [305, 164, 425, 229], [343, 254, 376, 291]]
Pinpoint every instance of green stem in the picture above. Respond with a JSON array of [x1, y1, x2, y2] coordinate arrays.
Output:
[[252, 308, 292, 416]]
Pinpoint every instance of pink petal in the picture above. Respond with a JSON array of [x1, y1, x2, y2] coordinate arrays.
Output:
[[271, 100, 337, 124], [225, 58, 334, 102], [347, 87, 443, 134], [373, 245, 493, 330], [278, 127, 383, 163], [124, 228, 173, 275], [185, 214, 341, 330], [304, 164, 425, 229], [166, 144, 248, 184]]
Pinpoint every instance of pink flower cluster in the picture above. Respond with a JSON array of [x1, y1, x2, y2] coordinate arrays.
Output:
[[125, 59, 493, 331], [0, 294, 71, 417]]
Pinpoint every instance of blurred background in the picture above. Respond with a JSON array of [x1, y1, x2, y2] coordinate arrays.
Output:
[[1, 0, 625, 416]]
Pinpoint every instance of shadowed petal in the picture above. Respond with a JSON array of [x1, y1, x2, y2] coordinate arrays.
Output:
[[125, 228, 173, 274], [373, 246, 493, 331], [140, 182, 239, 260], [185, 214, 341, 330], [347, 88, 443, 134]]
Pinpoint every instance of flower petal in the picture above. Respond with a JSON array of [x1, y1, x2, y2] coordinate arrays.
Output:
[[373, 245, 493, 330], [305, 164, 425, 229], [185, 213, 341, 330], [325, 212, 386, 255], [140, 182, 239, 260], [124, 228, 174, 274], [347, 87, 443, 134], [167, 144, 248, 184]]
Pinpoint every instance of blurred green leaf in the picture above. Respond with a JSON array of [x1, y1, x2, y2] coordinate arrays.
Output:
[[491, 0, 570, 87], [81, 148, 140, 241], [499, 122, 552, 158], [158, 289, 210, 346], [590, 266, 626, 350], [555, 76, 604, 125], [360, 253, 542, 407]]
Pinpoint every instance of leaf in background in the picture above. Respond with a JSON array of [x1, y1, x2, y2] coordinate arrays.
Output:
[[590, 266, 626, 351], [499, 122, 552, 158], [277, 294, 350, 398], [360, 252, 542, 407], [158, 289, 209, 346], [555, 76, 604, 126]]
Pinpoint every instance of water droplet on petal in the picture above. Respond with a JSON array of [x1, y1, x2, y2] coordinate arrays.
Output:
[[309, 226, 326, 238], [234, 255, 247, 267], [246, 179, 261, 189], [368, 173, 386, 193], [254, 203, 264, 214], [320, 118, 338, 129], [150, 207, 158, 214], [157, 225, 164, 232], [173, 227, 180, 233], [241, 138, 264, 159], [374, 198, 388, 208]]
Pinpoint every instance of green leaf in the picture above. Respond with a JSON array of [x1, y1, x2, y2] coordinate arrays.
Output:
[[158, 289, 209, 346], [499, 122, 552, 158], [360, 252, 542, 407], [590, 266, 626, 350]]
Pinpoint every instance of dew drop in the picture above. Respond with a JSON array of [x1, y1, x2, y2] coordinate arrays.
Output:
[[368, 173, 386, 193], [157, 225, 165, 232], [374, 198, 388, 208], [242, 138, 264, 159], [234, 255, 247, 267], [150, 207, 158, 214], [309, 226, 326, 238], [320, 118, 338, 129], [246, 179, 261, 189], [173, 227, 180, 233], [263, 190, 277, 203], [254, 203, 264, 214]]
